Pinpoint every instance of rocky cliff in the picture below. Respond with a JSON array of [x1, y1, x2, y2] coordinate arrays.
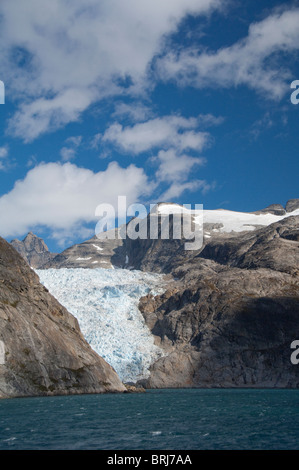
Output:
[[0, 237, 126, 398], [11, 232, 57, 268], [137, 214, 299, 388]]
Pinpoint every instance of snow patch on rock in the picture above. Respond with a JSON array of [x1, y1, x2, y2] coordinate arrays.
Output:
[[157, 203, 299, 233]]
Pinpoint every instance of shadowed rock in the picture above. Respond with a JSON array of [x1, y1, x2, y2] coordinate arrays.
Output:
[[136, 215, 299, 389]]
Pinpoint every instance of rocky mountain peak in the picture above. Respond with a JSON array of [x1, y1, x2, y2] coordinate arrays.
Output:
[[286, 198, 299, 213], [23, 231, 49, 252], [9, 199, 299, 272], [253, 203, 286, 216], [11, 232, 56, 268]]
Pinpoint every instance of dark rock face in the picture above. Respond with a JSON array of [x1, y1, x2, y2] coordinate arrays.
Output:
[[253, 199, 299, 215], [286, 199, 299, 213], [138, 266, 299, 388], [199, 216, 299, 276], [0, 237, 125, 398], [10, 232, 56, 268], [136, 215, 299, 389], [112, 214, 193, 273], [252, 203, 286, 216]]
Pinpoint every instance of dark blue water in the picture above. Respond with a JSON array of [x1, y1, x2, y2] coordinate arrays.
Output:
[[0, 389, 298, 450]]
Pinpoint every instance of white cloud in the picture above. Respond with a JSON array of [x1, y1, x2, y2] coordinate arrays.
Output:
[[60, 135, 82, 161], [112, 102, 154, 122], [0, 0, 222, 140], [154, 148, 210, 201], [7, 88, 96, 142], [0, 146, 9, 171], [0, 161, 151, 240], [90, 133, 102, 150], [159, 180, 211, 201], [0, 145, 214, 241], [156, 7, 299, 99], [60, 147, 77, 162], [250, 112, 274, 140], [155, 149, 206, 183], [0, 147, 8, 159], [101, 113, 214, 200], [65, 136, 82, 147], [102, 115, 211, 154]]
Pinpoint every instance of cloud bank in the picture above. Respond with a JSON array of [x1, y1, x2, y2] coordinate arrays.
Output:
[[0, 161, 151, 242], [0, 0, 222, 141], [156, 7, 299, 99]]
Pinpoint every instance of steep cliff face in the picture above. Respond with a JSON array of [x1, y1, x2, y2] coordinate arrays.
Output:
[[137, 215, 299, 388], [10, 232, 56, 268], [0, 237, 126, 398]]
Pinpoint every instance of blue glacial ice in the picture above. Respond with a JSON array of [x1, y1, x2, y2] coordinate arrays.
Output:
[[36, 268, 166, 383]]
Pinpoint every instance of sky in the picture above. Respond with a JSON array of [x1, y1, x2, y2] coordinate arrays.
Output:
[[0, 0, 298, 252]]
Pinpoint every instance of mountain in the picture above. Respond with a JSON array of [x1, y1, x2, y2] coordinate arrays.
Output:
[[138, 214, 299, 388], [42, 230, 123, 269], [20, 198, 299, 271], [286, 199, 299, 213], [0, 237, 126, 398], [8, 199, 299, 389], [10, 232, 57, 268], [111, 199, 299, 274]]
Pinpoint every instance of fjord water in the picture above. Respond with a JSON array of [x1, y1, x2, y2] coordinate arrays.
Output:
[[0, 389, 298, 450]]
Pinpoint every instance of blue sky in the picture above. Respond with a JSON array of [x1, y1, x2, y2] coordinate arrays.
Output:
[[0, 0, 298, 252]]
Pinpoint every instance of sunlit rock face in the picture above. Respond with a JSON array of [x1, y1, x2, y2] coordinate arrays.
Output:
[[0, 237, 126, 398]]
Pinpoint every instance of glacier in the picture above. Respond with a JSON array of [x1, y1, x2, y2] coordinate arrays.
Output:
[[36, 268, 166, 383]]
